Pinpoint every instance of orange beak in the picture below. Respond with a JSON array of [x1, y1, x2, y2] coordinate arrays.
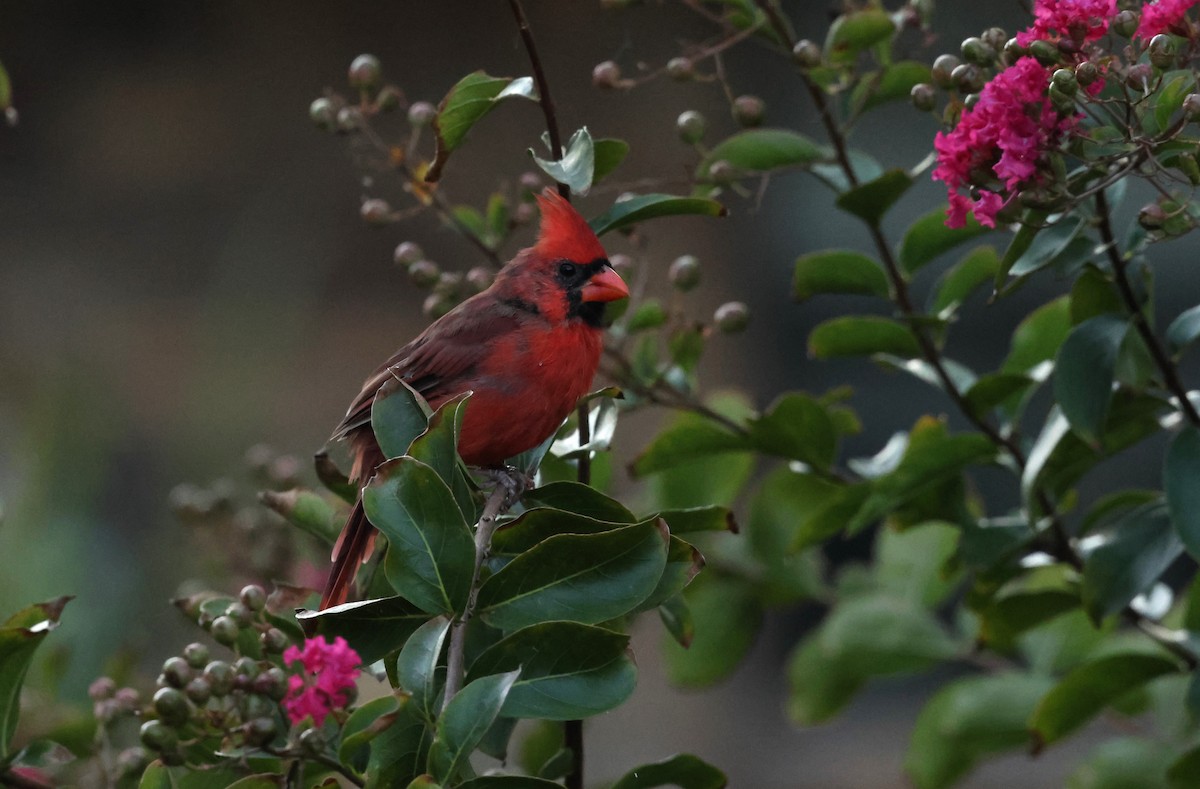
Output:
[[579, 264, 629, 303]]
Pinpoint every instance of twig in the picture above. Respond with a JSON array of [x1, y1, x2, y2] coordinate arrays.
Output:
[[442, 484, 510, 709], [263, 747, 365, 788]]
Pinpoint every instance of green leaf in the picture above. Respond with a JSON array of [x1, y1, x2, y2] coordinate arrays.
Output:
[[906, 673, 1055, 789], [589, 193, 727, 237], [477, 519, 668, 630], [747, 468, 838, 598], [697, 129, 824, 178], [339, 695, 400, 768], [428, 72, 535, 181], [997, 216, 1086, 289], [396, 617, 452, 721], [810, 149, 884, 193], [372, 377, 433, 460], [0, 60, 11, 112], [1004, 296, 1072, 373], [808, 316, 920, 358], [930, 246, 1000, 317], [1030, 653, 1180, 748], [1166, 304, 1200, 358], [657, 505, 737, 534], [1169, 743, 1200, 789], [296, 596, 429, 666], [662, 576, 762, 687], [638, 535, 704, 612], [978, 590, 1080, 649], [363, 457, 475, 616], [630, 420, 746, 477], [963, 372, 1036, 417], [1167, 427, 1200, 560], [610, 754, 728, 789], [1071, 737, 1173, 789], [365, 697, 432, 788], [427, 670, 519, 783], [641, 395, 756, 508], [457, 778, 566, 789], [522, 482, 635, 524], [792, 250, 889, 301], [853, 61, 933, 113], [1082, 501, 1183, 623], [746, 392, 838, 469], [407, 393, 469, 487], [792, 484, 870, 551], [899, 207, 990, 275], [257, 488, 342, 545], [825, 9, 895, 64], [468, 622, 634, 719], [0, 597, 70, 759], [874, 522, 960, 607], [491, 508, 625, 555], [834, 169, 914, 225], [593, 138, 630, 183], [627, 300, 668, 332], [1054, 314, 1131, 446], [1155, 71, 1196, 132], [531, 127, 596, 195]]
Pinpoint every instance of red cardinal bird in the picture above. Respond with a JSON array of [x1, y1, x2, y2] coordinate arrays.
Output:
[[320, 189, 629, 609]]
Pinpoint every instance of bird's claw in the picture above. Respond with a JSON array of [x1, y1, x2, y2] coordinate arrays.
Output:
[[479, 466, 533, 508]]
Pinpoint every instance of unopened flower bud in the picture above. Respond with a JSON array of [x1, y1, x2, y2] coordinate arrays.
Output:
[[140, 721, 177, 752], [161, 657, 192, 689], [676, 110, 706, 144], [376, 86, 402, 111], [153, 688, 191, 728], [261, 628, 289, 655], [299, 728, 327, 757], [407, 101, 437, 127], [336, 106, 361, 134], [1184, 94, 1200, 119], [669, 255, 701, 291], [360, 198, 392, 226], [1176, 153, 1200, 184], [1051, 68, 1078, 94], [910, 83, 936, 111], [114, 687, 141, 711], [732, 95, 765, 127], [592, 60, 622, 89], [185, 677, 211, 704], [792, 39, 822, 67], [1148, 34, 1177, 69], [960, 37, 996, 66], [707, 160, 736, 184], [225, 601, 254, 628], [951, 63, 985, 93], [89, 677, 117, 701], [1075, 61, 1100, 87], [239, 585, 267, 612], [348, 54, 382, 89], [1126, 63, 1153, 91], [1138, 202, 1167, 229], [255, 667, 289, 701], [423, 292, 454, 319], [244, 717, 279, 747], [435, 271, 463, 297], [393, 242, 424, 267], [408, 259, 441, 288], [210, 615, 240, 646], [1003, 38, 1026, 64], [466, 266, 494, 293], [1048, 85, 1076, 113], [666, 57, 694, 80], [204, 661, 235, 696], [714, 301, 749, 333], [931, 54, 960, 88], [309, 98, 336, 131], [1029, 39, 1060, 66], [1112, 9, 1139, 37], [981, 27, 1008, 51], [116, 748, 149, 776]]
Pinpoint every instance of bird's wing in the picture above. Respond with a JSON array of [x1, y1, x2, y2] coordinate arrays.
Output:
[[331, 300, 526, 442]]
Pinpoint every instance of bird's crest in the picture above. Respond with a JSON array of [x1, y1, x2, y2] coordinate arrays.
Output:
[[534, 188, 607, 263]]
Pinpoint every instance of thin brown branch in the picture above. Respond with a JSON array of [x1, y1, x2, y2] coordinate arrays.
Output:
[[508, 0, 569, 198]]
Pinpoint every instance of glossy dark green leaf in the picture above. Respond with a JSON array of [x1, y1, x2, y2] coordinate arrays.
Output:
[[1003, 296, 1071, 373], [825, 9, 895, 64], [468, 622, 633, 719], [1082, 501, 1183, 623], [611, 753, 728, 789], [367, 697, 432, 788], [930, 246, 1000, 317], [808, 316, 920, 358], [1155, 71, 1196, 131], [898, 207, 989, 275], [428, 72, 535, 181], [810, 149, 884, 193], [629, 420, 746, 477], [427, 670, 519, 783], [637, 536, 704, 612], [977, 590, 1079, 649], [296, 596, 428, 666], [658, 593, 693, 648], [1054, 314, 1131, 445], [0, 597, 70, 759], [853, 61, 933, 113], [477, 520, 668, 630], [221, 777, 281, 789], [1167, 304, 1200, 358], [792, 250, 889, 301], [407, 394, 469, 486], [657, 505, 737, 534], [662, 575, 761, 687], [906, 673, 1054, 789], [641, 396, 756, 508], [1167, 427, 1200, 559], [1029, 653, 1180, 748], [747, 392, 838, 469], [593, 138, 630, 183], [522, 482, 635, 524], [697, 129, 824, 178], [589, 194, 727, 237], [397, 617, 451, 721], [1169, 743, 1200, 789], [490, 508, 624, 555], [257, 487, 342, 545], [874, 522, 960, 607], [371, 377, 433, 460], [996, 215, 1084, 289], [1071, 737, 1173, 789], [531, 127, 595, 195], [792, 483, 870, 551], [339, 695, 400, 768], [963, 372, 1035, 416], [363, 458, 475, 616], [835, 169, 913, 224]]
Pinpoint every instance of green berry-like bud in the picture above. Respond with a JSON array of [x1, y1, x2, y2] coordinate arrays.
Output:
[[299, 728, 326, 757], [225, 601, 254, 628], [1183, 93, 1200, 119], [708, 160, 736, 184], [592, 60, 622, 89], [184, 677, 211, 705], [981, 27, 1008, 51], [714, 301, 749, 333], [466, 266, 494, 293], [951, 63, 985, 93], [242, 693, 275, 720], [910, 83, 937, 111], [1003, 38, 1026, 63], [676, 110, 706, 144], [261, 628, 289, 655], [210, 615, 240, 647], [732, 95, 765, 127], [239, 585, 267, 612], [931, 54, 960, 88], [666, 57, 694, 80], [254, 667, 288, 701], [244, 717, 279, 747], [335, 106, 360, 134], [1148, 34, 1177, 69], [1048, 84, 1076, 114], [394, 241, 424, 266], [960, 37, 996, 66], [792, 39, 822, 67], [89, 677, 117, 701], [1126, 63, 1153, 91], [376, 86, 402, 111], [204, 660, 235, 696], [1138, 202, 1167, 229], [360, 198, 392, 226], [1029, 39, 1060, 66], [1051, 68, 1078, 94], [309, 97, 336, 131], [348, 54, 382, 89], [1075, 61, 1100, 87], [234, 657, 261, 680], [408, 259, 441, 288], [183, 642, 209, 670], [153, 687, 191, 728], [423, 293, 454, 319], [407, 101, 437, 127], [161, 657, 192, 689], [668, 255, 701, 291], [140, 720, 177, 752], [1112, 9, 1139, 37]]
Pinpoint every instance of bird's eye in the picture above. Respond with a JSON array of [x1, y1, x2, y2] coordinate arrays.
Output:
[[557, 262, 578, 279]]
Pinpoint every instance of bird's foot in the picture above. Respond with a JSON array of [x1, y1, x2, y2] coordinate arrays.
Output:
[[479, 466, 533, 508]]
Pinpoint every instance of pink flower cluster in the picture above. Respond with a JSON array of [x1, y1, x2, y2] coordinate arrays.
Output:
[[1016, 0, 1117, 45], [1137, 0, 1200, 39], [282, 636, 361, 726], [934, 57, 1075, 228]]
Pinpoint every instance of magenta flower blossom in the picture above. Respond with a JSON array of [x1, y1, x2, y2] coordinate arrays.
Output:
[[934, 57, 1077, 228], [1137, 0, 1200, 39], [1016, 0, 1117, 45], [282, 636, 361, 726]]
